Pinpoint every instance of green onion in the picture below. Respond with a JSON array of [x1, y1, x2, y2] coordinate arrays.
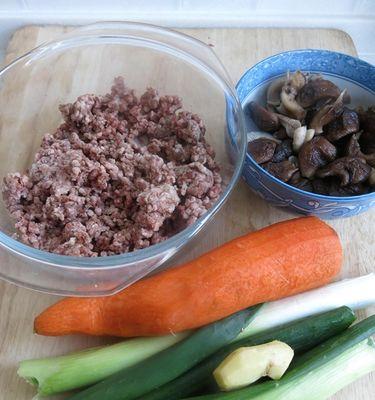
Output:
[[18, 274, 375, 397], [65, 306, 260, 400], [268, 338, 375, 400], [191, 339, 375, 400], [18, 333, 187, 396], [142, 306, 355, 400], [235, 273, 375, 341], [183, 315, 375, 400]]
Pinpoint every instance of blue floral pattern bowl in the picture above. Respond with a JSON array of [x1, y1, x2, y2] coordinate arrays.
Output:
[[236, 49, 375, 219]]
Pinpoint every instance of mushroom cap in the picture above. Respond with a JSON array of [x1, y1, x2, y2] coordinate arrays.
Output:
[[289, 171, 314, 192], [346, 133, 363, 158], [312, 178, 369, 196], [358, 107, 375, 154], [297, 78, 341, 108], [346, 133, 375, 167], [263, 160, 298, 182], [247, 138, 278, 164], [359, 131, 375, 155], [246, 101, 280, 132], [331, 183, 369, 196], [271, 139, 293, 163], [273, 126, 288, 140], [311, 178, 334, 195], [358, 106, 375, 133], [298, 136, 337, 179], [325, 108, 359, 142], [316, 157, 372, 186]]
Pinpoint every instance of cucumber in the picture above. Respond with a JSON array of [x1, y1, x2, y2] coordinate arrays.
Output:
[[182, 314, 375, 400], [142, 306, 355, 400], [66, 305, 261, 400]]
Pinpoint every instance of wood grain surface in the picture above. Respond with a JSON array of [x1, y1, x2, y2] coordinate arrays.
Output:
[[0, 26, 374, 399]]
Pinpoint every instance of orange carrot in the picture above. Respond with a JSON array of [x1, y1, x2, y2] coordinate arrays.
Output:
[[34, 216, 342, 337]]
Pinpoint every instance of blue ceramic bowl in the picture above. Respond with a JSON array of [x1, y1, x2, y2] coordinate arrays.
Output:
[[236, 49, 375, 219]]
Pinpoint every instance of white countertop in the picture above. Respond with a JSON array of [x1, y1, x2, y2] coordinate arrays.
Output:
[[0, 0, 374, 65]]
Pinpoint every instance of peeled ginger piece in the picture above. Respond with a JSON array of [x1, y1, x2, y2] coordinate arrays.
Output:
[[213, 340, 294, 391]]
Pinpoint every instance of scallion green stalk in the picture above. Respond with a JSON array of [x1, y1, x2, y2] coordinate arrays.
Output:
[[183, 315, 375, 400], [18, 333, 187, 396], [257, 338, 375, 400], [19, 274, 375, 397], [186, 339, 375, 400]]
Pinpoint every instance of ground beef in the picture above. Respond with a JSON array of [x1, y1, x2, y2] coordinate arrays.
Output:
[[2, 78, 222, 256]]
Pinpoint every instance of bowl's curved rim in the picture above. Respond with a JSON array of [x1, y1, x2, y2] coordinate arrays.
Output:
[[0, 21, 247, 269], [236, 48, 375, 203]]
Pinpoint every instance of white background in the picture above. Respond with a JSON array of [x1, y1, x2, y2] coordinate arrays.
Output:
[[0, 0, 374, 64]]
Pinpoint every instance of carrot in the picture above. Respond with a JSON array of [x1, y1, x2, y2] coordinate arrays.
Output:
[[34, 216, 343, 337]]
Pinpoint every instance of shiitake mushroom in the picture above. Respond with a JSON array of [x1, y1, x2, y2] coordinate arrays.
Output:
[[316, 157, 371, 186], [246, 102, 280, 132], [298, 137, 337, 179], [246, 72, 374, 196]]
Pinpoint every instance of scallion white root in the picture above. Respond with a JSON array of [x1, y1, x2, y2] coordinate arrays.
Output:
[[19, 274, 375, 396], [236, 274, 375, 341]]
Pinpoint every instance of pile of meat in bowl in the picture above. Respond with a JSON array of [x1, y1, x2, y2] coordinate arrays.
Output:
[[246, 71, 375, 196], [1, 78, 222, 257]]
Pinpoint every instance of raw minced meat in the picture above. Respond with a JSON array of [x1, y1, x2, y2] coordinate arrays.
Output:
[[2, 77, 222, 256]]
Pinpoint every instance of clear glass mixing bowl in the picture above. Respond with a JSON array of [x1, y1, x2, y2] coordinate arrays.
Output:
[[0, 22, 246, 296]]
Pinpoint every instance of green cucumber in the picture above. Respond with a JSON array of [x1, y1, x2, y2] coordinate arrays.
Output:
[[66, 305, 261, 400], [142, 306, 355, 400], [183, 314, 375, 400]]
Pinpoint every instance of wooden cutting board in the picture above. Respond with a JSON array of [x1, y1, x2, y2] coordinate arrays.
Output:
[[0, 26, 374, 400]]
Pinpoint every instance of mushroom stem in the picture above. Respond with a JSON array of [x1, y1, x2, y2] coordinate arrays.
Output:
[[279, 71, 307, 120], [305, 129, 315, 142], [247, 131, 281, 144], [309, 90, 347, 134], [292, 127, 315, 153], [267, 76, 287, 107], [293, 126, 307, 152], [277, 114, 301, 138]]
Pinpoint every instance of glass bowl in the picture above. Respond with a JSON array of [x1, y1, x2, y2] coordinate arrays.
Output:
[[236, 49, 375, 219], [0, 22, 246, 296]]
